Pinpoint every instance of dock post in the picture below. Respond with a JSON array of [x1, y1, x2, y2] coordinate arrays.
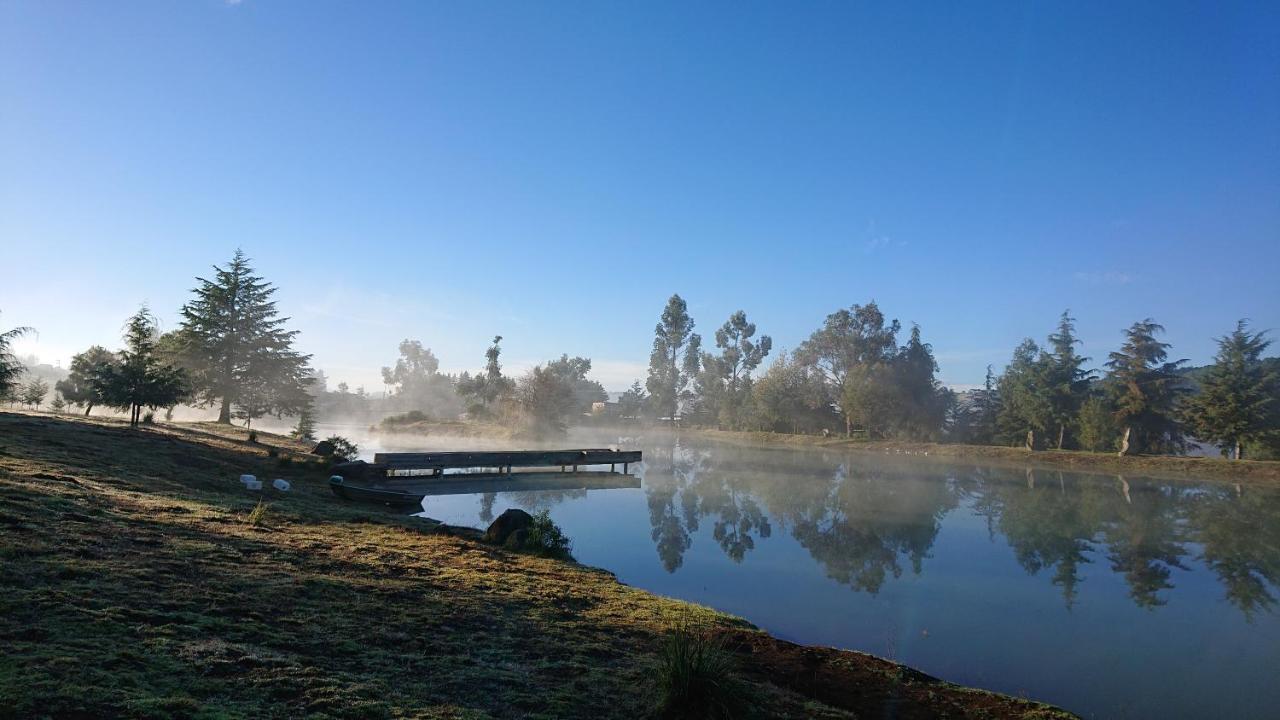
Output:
[[572, 464, 578, 473], [610, 463, 615, 472], [623, 463, 628, 474]]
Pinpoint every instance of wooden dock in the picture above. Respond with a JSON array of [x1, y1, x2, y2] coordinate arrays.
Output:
[[371, 449, 642, 476]]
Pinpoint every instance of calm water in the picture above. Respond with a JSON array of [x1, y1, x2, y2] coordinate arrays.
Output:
[[341, 426, 1280, 719]]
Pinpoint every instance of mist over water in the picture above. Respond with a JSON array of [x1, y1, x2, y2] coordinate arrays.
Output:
[[316, 423, 1280, 719]]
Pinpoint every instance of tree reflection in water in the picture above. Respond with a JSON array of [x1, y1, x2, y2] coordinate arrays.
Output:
[[640, 438, 1280, 618]]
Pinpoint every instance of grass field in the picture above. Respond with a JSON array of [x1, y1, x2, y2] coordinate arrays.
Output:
[[0, 411, 1075, 719]]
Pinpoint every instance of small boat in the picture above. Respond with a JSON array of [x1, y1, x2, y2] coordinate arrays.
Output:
[[328, 476, 425, 506]]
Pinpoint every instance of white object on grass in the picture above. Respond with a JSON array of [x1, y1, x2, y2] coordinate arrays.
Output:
[[239, 474, 256, 485], [243, 479, 263, 491], [272, 478, 291, 491]]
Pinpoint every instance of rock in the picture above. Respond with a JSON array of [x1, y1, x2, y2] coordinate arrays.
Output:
[[311, 440, 336, 456], [485, 508, 534, 545], [504, 528, 529, 550]]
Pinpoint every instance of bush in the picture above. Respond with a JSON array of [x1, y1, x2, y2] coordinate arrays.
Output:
[[654, 622, 749, 719], [524, 510, 573, 560], [246, 501, 269, 527], [324, 435, 359, 462], [380, 410, 431, 427]]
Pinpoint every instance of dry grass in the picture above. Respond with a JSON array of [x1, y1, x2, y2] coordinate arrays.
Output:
[[0, 411, 1077, 719]]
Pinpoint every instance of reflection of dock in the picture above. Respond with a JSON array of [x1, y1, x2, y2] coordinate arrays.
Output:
[[330, 471, 641, 506]]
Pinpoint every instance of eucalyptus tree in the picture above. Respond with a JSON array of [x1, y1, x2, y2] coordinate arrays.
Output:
[[1183, 320, 1277, 459], [696, 310, 772, 429], [457, 335, 515, 416], [1106, 319, 1188, 455], [646, 294, 701, 421], [381, 339, 461, 418], [175, 250, 312, 423], [796, 301, 900, 436]]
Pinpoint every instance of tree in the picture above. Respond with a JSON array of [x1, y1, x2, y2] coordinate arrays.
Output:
[[293, 405, 317, 442], [1183, 320, 1278, 459], [0, 312, 32, 402], [55, 346, 118, 416], [749, 351, 834, 434], [175, 250, 312, 423], [696, 310, 772, 429], [617, 379, 648, 419], [646, 295, 701, 421], [1106, 319, 1188, 455], [381, 340, 462, 418], [516, 364, 577, 436], [93, 307, 189, 426], [1077, 394, 1118, 452], [1044, 311, 1094, 449], [891, 325, 952, 440], [969, 365, 1002, 444], [458, 336, 515, 416], [19, 378, 49, 409], [50, 394, 67, 414], [997, 339, 1053, 449], [544, 355, 607, 414], [796, 301, 899, 436]]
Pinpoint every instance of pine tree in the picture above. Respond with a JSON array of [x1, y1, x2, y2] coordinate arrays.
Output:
[[646, 294, 701, 422], [293, 405, 317, 442], [457, 336, 515, 415], [1183, 320, 1278, 459], [19, 378, 49, 409], [997, 339, 1053, 448], [1105, 319, 1188, 455], [1044, 311, 1094, 448], [176, 250, 312, 423], [0, 311, 32, 401], [94, 307, 189, 426]]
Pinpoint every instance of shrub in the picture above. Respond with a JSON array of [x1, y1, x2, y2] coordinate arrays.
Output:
[[142, 411, 155, 424], [654, 622, 749, 720], [380, 410, 431, 427], [246, 501, 269, 527], [524, 510, 573, 560], [324, 435, 359, 462]]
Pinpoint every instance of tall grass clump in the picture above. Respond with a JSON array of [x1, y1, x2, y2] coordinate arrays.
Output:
[[246, 500, 269, 527], [654, 622, 750, 719]]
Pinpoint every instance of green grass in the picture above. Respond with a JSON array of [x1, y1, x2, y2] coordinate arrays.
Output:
[[655, 622, 750, 719], [0, 410, 1078, 720]]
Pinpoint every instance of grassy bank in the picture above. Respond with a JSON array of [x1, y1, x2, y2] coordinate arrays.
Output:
[[0, 411, 1074, 719], [684, 428, 1280, 485]]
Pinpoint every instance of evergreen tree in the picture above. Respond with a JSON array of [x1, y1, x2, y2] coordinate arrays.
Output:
[[0, 312, 32, 401], [1183, 320, 1278, 459], [49, 395, 67, 414], [617, 379, 648, 419], [19, 378, 49, 409], [997, 339, 1053, 449], [971, 365, 1001, 444], [55, 346, 118, 416], [175, 250, 312, 423], [94, 307, 189, 426], [1105, 319, 1188, 455], [1077, 393, 1118, 452], [892, 325, 952, 440], [646, 294, 701, 421], [1044, 311, 1094, 448], [293, 405, 317, 442], [796, 301, 899, 436], [695, 310, 772, 429]]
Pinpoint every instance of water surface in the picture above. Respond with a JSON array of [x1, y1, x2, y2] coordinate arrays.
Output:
[[344, 426, 1280, 719]]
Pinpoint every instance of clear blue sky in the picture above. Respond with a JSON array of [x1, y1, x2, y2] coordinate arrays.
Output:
[[3, 1, 1277, 392]]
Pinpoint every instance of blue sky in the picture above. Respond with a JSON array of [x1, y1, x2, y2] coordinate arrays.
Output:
[[2, 1, 1277, 392]]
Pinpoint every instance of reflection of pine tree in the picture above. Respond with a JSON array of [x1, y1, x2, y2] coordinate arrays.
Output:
[[1102, 483, 1189, 608], [478, 493, 496, 524], [1191, 487, 1280, 620]]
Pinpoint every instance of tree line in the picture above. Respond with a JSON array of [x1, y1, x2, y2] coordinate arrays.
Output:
[[2, 263, 1276, 457]]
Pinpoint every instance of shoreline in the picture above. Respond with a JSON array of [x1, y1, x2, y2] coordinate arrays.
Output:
[[0, 410, 1075, 719]]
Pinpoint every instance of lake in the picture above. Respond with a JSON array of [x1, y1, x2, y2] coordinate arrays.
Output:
[[342, 425, 1280, 719]]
